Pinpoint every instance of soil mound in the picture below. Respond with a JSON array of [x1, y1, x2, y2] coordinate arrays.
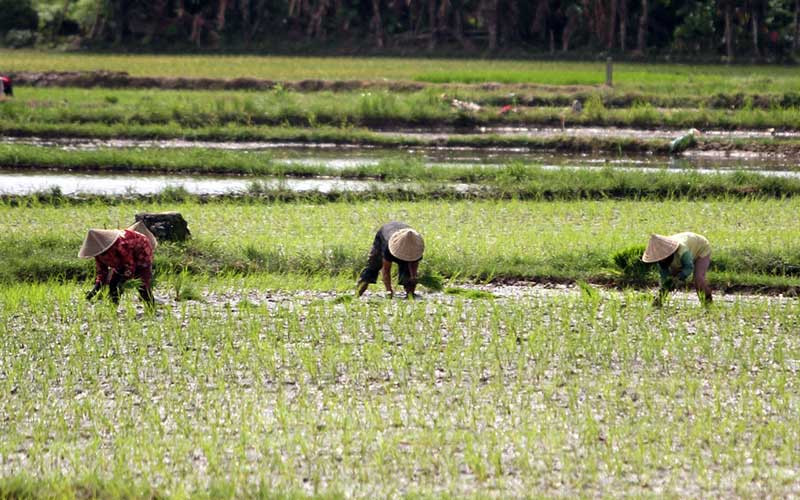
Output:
[[10, 70, 426, 92]]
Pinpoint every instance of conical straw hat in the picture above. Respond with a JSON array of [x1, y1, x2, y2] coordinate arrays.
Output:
[[127, 221, 158, 250], [388, 228, 424, 262], [641, 234, 680, 263], [78, 229, 123, 258]]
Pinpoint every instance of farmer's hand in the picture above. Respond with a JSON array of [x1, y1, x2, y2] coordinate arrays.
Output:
[[85, 283, 102, 301]]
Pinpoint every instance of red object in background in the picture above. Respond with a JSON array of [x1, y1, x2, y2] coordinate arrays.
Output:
[[0, 76, 12, 96], [499, 104, 513, 114]]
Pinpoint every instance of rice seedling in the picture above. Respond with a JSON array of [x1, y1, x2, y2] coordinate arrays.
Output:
[[417, 270, 444, 291], [171, 269, 204, 302], [1, 277, 798, 497]]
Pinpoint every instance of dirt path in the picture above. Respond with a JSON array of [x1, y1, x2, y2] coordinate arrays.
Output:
[[11, 70, 426, 92]]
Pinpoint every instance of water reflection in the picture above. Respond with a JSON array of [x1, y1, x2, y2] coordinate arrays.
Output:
[[0, 171, 377, 195]]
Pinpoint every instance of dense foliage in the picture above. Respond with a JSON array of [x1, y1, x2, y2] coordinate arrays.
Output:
[[0, 0, 38, 34], [4, 0, 799, 60]]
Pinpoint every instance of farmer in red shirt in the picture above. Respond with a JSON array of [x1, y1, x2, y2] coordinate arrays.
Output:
[[79, 222, 157, 305]]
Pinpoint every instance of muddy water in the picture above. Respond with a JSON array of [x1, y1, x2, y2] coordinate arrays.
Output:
[[377, 125, 800, 141], [4, 136, 800, 170], [178, 282, 797, 312], [5, 135, 800, 168]]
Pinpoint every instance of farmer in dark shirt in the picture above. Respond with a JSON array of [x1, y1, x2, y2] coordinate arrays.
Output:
[[357, 222, 424, 298]]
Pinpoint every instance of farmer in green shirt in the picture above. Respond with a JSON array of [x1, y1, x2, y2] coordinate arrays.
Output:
[[642, 232, 713, 306]]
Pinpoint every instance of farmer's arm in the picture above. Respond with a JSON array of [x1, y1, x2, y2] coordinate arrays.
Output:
[[85, 259, 106, 300], [403, 260, 420, 297], [95, 259, 108, 286], [408, 261, 419, 282], [658, 265, 674, 291], [381, 258, 393, 296], [676, 251, 694, 281]]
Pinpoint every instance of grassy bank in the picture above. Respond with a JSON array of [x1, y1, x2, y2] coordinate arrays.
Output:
[[11, 72, 800, 111], [1, 199, 798, 291], [4, 87, 800, 131], [2, 277, 799, 497]]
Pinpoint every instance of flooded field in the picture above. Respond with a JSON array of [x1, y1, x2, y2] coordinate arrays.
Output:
[[4, 135, 799, 167], [2, 276, 799, 498], [0, 170, 401, 195], [1, 136, 798, 195], [4, 53, 800, 500]]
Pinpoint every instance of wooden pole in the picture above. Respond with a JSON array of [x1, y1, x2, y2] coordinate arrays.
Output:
[[606, 57, 613, 86]]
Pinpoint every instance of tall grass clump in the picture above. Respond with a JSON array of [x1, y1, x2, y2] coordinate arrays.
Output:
[[357, 91, 400, 120], [583, 94, 608, 122]]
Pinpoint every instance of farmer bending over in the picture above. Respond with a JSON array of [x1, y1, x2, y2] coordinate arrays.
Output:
[[357, 222, 424, 298], [642, 232, 713, 306], [79, 222, 157, 305]]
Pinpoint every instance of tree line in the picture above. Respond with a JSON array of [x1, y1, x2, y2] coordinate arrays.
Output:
[[3, 0, 800, 61]]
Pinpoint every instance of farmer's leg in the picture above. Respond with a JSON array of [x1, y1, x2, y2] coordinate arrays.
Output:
[[693, 255, 713, 304]]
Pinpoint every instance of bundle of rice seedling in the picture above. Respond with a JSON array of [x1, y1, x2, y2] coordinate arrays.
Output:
[[417, 270, 444, 291], [445, 287, 495, 299], [611, 245, 652, 283]]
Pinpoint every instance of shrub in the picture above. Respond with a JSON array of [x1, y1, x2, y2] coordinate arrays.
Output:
[[4, 29, 35, 48]]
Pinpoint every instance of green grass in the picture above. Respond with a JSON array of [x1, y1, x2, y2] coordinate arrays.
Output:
[[1, 277, 799, 497], [5, 50, 800, 95], [1, 199, 799, 291], [4, 86, 800, 131], [417, 69, 606, 85]]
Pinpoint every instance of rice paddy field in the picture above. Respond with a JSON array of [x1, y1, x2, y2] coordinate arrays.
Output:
[[2, 52, 800, 498]]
